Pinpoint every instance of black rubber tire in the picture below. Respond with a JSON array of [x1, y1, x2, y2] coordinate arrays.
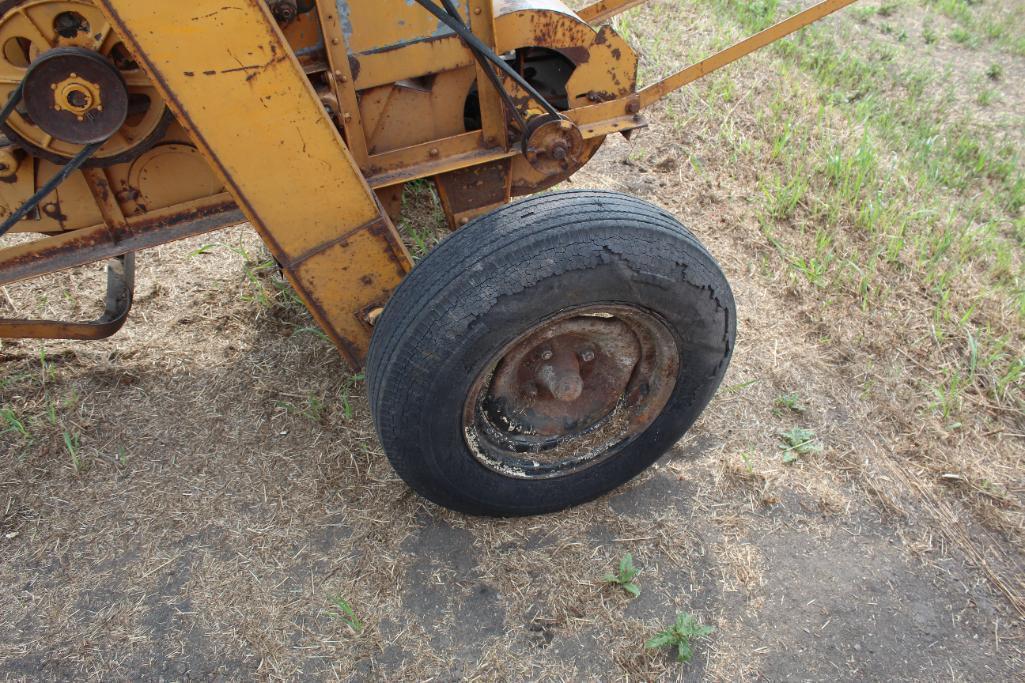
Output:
[[366, 190, 735, 516]]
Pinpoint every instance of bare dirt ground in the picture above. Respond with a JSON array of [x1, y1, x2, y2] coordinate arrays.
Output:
[[2, 0, 1025, 680]]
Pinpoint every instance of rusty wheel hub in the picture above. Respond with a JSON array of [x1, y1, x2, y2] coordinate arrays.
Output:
[[464, 305, 679, 479], [524, 115, 586, 176]]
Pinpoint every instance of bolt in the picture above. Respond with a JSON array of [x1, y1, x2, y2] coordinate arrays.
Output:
[[549, 142, 568, 161], [343, 112, 352, 122], [537, 363, 584, 402], [331, 37, 340, 45], [459, 216, 470, 225], [365, 307, 384, 325], [626, 100, 640, 114], [540, 349, 553, 361], [429, 147, 440, 157], [579, 349, 595, 363]]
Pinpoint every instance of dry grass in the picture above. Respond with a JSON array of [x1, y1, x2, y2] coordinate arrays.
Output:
[[3, 0, 1025, 679]]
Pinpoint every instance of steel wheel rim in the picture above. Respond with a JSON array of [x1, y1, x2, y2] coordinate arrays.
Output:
[[463, 304, 679, 480]]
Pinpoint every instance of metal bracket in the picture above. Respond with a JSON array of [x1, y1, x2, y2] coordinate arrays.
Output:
[[0, 252, 134, 340]]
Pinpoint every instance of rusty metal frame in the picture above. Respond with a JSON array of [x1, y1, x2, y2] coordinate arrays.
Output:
[[0, 0, 859, 363], [90, 0, 413, 365]]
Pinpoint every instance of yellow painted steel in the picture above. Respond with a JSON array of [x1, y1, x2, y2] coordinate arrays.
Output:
[[92, 0, 412, 365], [0, 0, 861, 349]]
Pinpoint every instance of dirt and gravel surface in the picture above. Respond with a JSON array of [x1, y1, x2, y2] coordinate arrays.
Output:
[[2, 0, 1024, 680]]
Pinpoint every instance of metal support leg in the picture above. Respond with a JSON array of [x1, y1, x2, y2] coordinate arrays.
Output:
[[94, 0, 413, 367]]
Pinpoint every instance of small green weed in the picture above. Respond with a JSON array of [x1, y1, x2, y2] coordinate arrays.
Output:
[[949, 26, 977, 47], [329, 596, 364, 633], [277, 394, 326, 422], [645, 612, 714, 663], [1, 408, 27, 437], [739, 450, 756, 474], [985, 63, 1003, 81], [773, 392, 806, 414], [63, 430, 85, 473], [722, 379, 760, 394], [602, 552, 641, 597], [779, 427, 822, 462], [339, 373, 365, 421]]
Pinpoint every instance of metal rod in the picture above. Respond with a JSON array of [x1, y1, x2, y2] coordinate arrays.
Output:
[[638, 0, 859, 108], [0, 141, 102, 238], [578, 0, 648, 24]]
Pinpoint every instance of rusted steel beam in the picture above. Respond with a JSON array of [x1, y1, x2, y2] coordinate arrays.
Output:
[[0, 202, 240, 287], [639, 0, 858, 108]]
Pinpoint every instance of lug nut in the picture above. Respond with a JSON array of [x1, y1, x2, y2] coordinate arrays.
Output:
[[540, 349, 553, 361], [579, 349, 595, 363]]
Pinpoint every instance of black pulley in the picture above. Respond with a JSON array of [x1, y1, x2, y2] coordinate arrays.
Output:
[[22, 47, 129, 145]]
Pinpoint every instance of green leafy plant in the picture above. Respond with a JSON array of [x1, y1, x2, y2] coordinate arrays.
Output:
[[328, 596, 363, 633], [645, 612, 714, 662], [0, 408, 27, 437], [773, 392, 806, 414], [779, 427, 822, 463], [739, 450, 755, 474], [602, 552, 640, 597]]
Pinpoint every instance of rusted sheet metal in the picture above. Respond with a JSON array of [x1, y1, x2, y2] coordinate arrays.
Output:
[[94, 0, 412, 366], [0, 253, 133, 340], [349, 35, 474, 91], [639, 0, 859, 108], [336, 0, 471, 53], [0, 201, 240, 287], [434, 158, 512, 229]]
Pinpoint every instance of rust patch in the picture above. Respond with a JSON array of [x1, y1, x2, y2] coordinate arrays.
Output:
[[435, 159, 511, 219]]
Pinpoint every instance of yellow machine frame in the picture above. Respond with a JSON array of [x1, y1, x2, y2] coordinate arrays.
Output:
[[0, 0, 857, 367]]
